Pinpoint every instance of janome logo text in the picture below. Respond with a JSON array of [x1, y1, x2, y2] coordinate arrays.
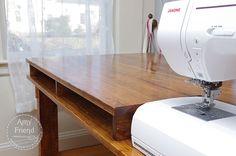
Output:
[[168, 8, 181, 13]]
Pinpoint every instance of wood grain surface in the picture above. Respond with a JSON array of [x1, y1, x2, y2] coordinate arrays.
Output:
[[27, 53, 236, 156], [59, 145, 114, 156]]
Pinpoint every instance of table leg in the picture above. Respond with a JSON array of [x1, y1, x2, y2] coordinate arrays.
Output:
[[38, 91, 58, 156]]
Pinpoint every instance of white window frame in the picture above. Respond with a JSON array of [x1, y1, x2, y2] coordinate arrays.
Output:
[[0, 0, 7, 61]]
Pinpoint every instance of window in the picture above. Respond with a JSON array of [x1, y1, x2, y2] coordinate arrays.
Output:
[[5, 0, 113, 113], [15, 11, 21, 22], [80, 13, 86, 25], [5, 0, 113, 56]]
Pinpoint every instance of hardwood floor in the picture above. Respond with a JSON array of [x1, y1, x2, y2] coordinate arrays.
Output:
[[59, 145, 115, 156]]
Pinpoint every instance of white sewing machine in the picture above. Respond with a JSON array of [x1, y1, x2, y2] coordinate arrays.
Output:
[[131, 0, 236, 155]]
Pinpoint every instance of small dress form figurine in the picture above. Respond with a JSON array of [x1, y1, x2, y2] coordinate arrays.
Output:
[[142, 14, 161, 54], [143, 14, 162, 71]]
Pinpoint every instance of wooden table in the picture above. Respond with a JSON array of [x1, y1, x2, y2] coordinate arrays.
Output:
[[26, 53, 236, 156]]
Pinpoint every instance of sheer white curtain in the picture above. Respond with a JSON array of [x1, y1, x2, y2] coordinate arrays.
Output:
[[6, 0, 114, 113]]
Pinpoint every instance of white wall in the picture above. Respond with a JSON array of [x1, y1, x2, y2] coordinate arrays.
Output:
[[0, 31, 3, 61], [0, 0, 155, 155], [114, 0, 155, 53], [0, 76, 38, 155]]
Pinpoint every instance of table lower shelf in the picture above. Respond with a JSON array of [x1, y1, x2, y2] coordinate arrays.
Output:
[[28, 75, 143, 155]]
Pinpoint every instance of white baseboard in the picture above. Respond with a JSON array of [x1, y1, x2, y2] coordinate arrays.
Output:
[[0, 128, 90, 151], [0, 142, 12, 151], [59, 129, 88, 141]]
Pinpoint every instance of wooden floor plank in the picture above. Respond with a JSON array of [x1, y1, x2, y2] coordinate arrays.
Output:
[[59, 145, 115, 156]]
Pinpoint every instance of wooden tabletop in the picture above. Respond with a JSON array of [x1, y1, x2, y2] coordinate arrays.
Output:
[[27, 53, 236, 156], [27, 54, 198, 114]]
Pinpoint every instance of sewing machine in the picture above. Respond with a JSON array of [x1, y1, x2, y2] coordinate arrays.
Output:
[[131, 0, 236, 155]]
